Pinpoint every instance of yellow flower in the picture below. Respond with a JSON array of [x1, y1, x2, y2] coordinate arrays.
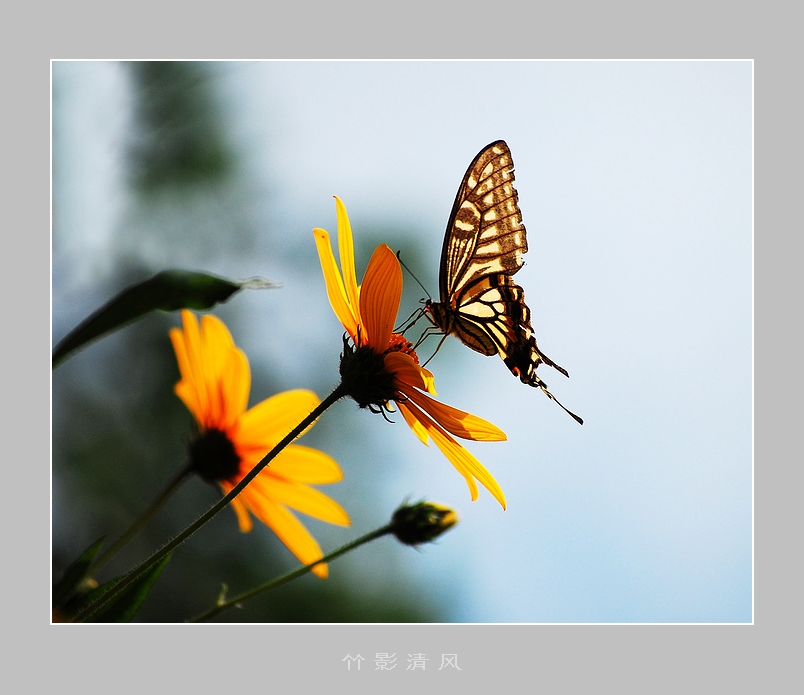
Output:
[[170, 309, 350, 578], [313, 197, 507, 509]]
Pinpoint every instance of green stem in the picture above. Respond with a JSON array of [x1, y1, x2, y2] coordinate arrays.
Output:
[[89, 464, 192, 574], [191, 524, 394, 623], [71, 382, 349, 623]]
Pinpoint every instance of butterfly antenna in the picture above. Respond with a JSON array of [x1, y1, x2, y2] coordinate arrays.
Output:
[[396, 251, 432, 301]]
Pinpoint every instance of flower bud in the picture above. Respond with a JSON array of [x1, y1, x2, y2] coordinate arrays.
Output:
[[391, 501, 458, 546]]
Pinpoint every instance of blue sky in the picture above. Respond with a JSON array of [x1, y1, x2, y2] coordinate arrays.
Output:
[[52, 60, 752, 622]]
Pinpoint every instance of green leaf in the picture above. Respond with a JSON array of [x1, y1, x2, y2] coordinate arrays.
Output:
[[78, 554, 172, 623], [52, 270, 279, 368], [52, 537, 106, 607]]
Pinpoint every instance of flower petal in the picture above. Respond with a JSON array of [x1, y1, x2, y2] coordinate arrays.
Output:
[[218, 342, 250, 430], [385, 351, 429, 391], [401, 399, 507, 509], [313, 227, 360, 341], [200, 314, 251, 429], [199, 313, 235, 377], [219, 483, 254, 532], [172, 368, 203, 426], [420, 365, 437, 395], [249, 472, 350, 527], [171, 311, 209, 424], [404, 387, 507, 442], [240, 492, 329, 578], [360, 244, 402, 352], [234, 389, 321, 454], [398, 401, 430, 445], [334, 196, 362, 330], [170, 311, 252, 432], [267, 444, 344, 484]]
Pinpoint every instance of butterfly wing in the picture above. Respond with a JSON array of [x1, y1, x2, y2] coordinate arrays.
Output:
[[451, 273, 584, 425], [438, 140, 527, 301], [427, 140, 582, 424]]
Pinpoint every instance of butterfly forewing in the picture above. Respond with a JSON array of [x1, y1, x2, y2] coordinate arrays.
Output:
[[440, 141, 527, 299]]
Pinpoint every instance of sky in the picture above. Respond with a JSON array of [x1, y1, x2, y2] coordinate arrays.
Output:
[[52, 60, 752, 622]]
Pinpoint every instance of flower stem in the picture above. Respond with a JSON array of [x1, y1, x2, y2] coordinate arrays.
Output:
[[70, 382, 350, 623], [89, 464, 193, 575], [190, 524, 394, 623]]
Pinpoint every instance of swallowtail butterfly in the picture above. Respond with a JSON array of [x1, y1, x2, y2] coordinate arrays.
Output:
[[424, 140, 582, 424]]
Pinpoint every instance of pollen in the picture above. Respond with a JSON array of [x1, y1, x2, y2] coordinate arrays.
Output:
[[384, 333, 419, 363]]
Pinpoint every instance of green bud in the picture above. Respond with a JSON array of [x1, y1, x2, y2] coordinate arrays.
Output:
[[391, 501, 458, 546]]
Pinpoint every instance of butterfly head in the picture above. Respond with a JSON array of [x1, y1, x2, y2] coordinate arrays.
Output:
[[423, 299, 450, 333]]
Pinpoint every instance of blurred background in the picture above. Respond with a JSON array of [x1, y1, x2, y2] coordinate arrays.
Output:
[[52, 61, 752, 622]]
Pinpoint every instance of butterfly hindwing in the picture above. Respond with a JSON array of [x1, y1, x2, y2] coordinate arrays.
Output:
[[450, 274, 524, 357], [426, 140, 582, 424]]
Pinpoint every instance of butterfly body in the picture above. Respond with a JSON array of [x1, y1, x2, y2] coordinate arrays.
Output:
[[424, 140, 582, 425]]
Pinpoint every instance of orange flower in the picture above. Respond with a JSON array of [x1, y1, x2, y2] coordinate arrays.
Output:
[[313, 197, 507, 509], [170, 310, 350, 578]]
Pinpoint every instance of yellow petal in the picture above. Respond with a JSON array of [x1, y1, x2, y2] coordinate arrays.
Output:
[[176, 310, 211, 422], [334, 196, 363, 330], [389, 354, 437, 396], [171, 328, 204, 424], [217, 481, 255, 532], [402, 399, 507, 509], [268, 444, 344, 484], [232, 495, 254, 531], [218, 342, 250, 430], [313, 227, 360, 341], [360, 244, 402, 352], [234, 389, 321, 453], [385, 352, 431, 393], [419, 364, 437, 395], [429, 425, 506, 510], [249, 473, 350, 527], [198, 314, 251, 430], [405, 387, 507, 442], [170, 312, 252, 431], [398, 401, 430, 445], [199, 313, 235, 378], [242, 493, 329, 578]]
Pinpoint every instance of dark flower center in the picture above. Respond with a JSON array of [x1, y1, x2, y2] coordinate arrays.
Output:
[[188, 428, 241, 482], [339, 337, 398, 410]]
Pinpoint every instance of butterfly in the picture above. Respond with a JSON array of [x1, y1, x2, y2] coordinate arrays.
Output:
[[424, 140, 583, 424]]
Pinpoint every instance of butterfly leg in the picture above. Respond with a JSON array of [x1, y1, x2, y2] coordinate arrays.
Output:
[[395, 306, 428, 335], [420, 332, 449, 368], [413, 325, 442, 351]]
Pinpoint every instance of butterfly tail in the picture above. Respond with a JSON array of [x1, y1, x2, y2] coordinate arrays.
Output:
[[508, 354, 583, 425], [535, 349, 570, 379], [533, 376, 584, 425]]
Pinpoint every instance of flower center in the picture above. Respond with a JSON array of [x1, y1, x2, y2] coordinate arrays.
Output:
[[188, 428, 241, 482], [384, 333, 419, 363], [339, 336, 397, 410]]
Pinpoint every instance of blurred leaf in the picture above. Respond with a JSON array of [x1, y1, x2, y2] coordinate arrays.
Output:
[[77, 554, 172, 623], [52, 537, 105, 607], [52, 269, 279, 368]]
